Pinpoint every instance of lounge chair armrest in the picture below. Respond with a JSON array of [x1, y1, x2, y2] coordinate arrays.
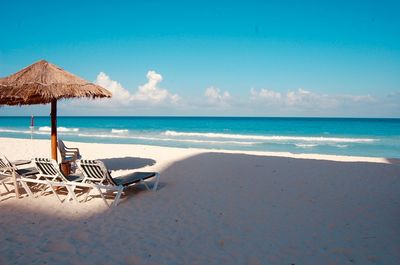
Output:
[[62, 151, 81, 161], [64, 151, 79, 156], [64, 147, 80, 152]]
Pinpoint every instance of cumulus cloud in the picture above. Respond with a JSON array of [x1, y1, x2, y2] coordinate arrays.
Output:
[[131, 71, 180, 103], [95, 70, 180, 105], [250, 87, 373, 110], [205, 86, 231, 104], [96, 72, 131, 103]]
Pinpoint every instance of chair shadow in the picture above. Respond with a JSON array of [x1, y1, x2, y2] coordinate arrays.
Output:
[[386, 158, 400, 165], [99, 157, 156, 171], [0, 191, 16, 202]]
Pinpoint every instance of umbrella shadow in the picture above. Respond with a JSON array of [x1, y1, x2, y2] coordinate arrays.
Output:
[[99, 157, 156, 171]]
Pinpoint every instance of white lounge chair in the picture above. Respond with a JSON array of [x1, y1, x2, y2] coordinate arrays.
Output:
[[0, 154, 38, 199], [58, 139, 81, 167], [1, 155, 89, 203], [0, 160, 14, 198], [76, 159, 160, 207], [33, 158, 144, 207], [31, 158, 89, 203]]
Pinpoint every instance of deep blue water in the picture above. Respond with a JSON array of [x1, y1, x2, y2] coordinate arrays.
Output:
[[0, 116, 399, 158]]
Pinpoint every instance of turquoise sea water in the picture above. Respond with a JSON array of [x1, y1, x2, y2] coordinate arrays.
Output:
[[0, 116, 399, 158]]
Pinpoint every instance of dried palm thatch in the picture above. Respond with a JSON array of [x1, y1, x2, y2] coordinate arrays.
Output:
[[0, 60, 111, 105]]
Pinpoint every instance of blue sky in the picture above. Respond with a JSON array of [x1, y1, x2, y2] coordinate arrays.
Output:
[[0, 0, 399, 117]]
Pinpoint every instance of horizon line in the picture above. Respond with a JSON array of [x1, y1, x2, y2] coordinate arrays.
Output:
[[0, 115, 399, 119]]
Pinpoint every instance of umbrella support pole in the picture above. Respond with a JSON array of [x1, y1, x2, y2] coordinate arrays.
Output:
[[51, 99, 58, 161]]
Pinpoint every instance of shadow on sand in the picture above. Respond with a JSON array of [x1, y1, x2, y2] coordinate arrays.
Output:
[[386, 158, 400, 165], [99, 156, 156, 171], [1, 152, 400, 264]]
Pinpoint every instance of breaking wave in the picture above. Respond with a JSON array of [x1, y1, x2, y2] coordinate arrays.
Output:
[[164, 130, 375, 143], [111, 129, 129, 134], [76, 132, 255, 145], [295, 143, 318, 148], [0, 127, 377, 148], [38, 126, 79, 132]]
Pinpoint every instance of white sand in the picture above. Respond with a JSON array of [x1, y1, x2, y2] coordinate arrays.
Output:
[[0, 137, 399, 264]]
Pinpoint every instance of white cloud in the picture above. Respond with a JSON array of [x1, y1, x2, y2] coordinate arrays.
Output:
[[342, 94, 374, 103], [96, 72, 131, 104], [95, 70, 180, 105], [205, 86, 230, 104], [250, 87, 375, 111], [250, 88, 282, 102], [131, 71, 180, 103], [286, 88, 338, 108]]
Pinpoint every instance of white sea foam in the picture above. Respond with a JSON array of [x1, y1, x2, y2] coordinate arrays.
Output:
[[38, 126, 79, 132], [0, 128, 48, 135], [0, 127, 376, 147], [76, 132, 255, 145], [0, 128, 32, 134], [164, 130, 376, 143], [295, 143, 318, 148], [111, 129, 129, 134]]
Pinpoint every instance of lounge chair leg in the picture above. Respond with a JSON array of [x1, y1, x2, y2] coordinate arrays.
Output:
[[65, 185, 78, 203], [12, 170, 19, 199], [141, 180, 151, 191], [111, 187, 124, 207], [65, 185, 77, 202], [47, 183, 62, 203], [153, 173, 160, 191], [19, 181, 34, 198], [96, 186, 110, 207]]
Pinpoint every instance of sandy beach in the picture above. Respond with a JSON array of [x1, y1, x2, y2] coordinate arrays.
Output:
[[0, 137, 399, 264]]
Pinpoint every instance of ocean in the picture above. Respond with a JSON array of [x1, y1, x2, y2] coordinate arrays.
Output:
[[0, 116, 399, 158]]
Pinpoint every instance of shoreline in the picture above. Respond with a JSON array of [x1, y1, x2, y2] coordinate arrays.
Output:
[[0, 137, 394, 164]]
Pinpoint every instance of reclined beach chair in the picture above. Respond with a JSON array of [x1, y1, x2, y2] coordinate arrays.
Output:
[[0, 155, 73, 202], [33, 158, 154, 207], [30, 158, 89, 203], [76, 159, 160, 207], [0, 154, 39, 199], [0, 159, 14, 198], [58, 139, 81, 164]]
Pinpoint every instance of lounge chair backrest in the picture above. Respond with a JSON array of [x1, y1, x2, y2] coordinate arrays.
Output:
[[58, 139, 65, 149], [0, 155, 14, 175], [0, 155, 12, 169], [77, 160, 113, 185], [58, 139, 68, 160], [33, 158, 66, 181], [58, 139, 81, 163]]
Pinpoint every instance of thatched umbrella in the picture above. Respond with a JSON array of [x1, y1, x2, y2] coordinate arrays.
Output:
[[0, 60, 112, 161]]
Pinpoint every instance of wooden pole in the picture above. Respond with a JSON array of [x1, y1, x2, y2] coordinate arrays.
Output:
[[51, 99, 58, 161]]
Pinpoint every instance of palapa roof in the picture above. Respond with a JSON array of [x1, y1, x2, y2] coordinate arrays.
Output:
[[0, 60, 112, 105]]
